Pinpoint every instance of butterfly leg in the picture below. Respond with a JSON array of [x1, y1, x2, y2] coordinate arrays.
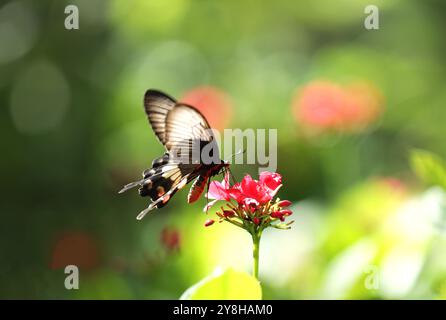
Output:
[[205, 175, 211, 213]]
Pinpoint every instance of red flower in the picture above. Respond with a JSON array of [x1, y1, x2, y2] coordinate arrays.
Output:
[[236, 175, 272, 205], [228, 172, 282, 210], [205, 171, 284, 211], [203, 171, 293, 229], [201, 170, 294, 280]]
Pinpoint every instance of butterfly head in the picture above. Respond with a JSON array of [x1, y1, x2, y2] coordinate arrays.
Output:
[[222, 159, 230, 168]]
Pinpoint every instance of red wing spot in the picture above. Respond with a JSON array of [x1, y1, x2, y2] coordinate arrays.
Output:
[[157, 186, 165, 197], [162, 194, 170, 204]]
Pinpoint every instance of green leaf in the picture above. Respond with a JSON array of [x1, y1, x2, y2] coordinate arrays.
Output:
[[410, 149, 446, 190], [180, 267, 262, 300]]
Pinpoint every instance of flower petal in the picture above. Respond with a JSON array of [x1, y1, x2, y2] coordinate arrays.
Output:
[[259, 171, 282, 193], [207, 180, 230, 200], [228, 184, 244, 203], [238, 174, 272, 204], [203, 199, 218, 212]]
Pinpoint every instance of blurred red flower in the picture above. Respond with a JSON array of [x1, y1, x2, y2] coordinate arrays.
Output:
[[50, 231, 100, 271], [378, 177, 407, 194], [292, 80, 383, 133], [160, 227, 181, 252], [181, 86, 232, 131]]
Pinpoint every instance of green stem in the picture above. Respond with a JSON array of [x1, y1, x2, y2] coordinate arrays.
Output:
[[252, 231, 261, 280]]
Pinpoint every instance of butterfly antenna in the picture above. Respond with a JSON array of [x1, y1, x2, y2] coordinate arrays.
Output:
[[229, 168, 237, 184], [224, 148, 246, 163]]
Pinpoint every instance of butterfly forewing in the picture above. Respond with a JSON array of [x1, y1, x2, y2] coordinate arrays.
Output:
[[165, 104, 214, 148], [143, 90, 176, 145]]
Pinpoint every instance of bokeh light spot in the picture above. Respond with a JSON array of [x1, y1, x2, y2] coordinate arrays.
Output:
[[0, 1, 39, 65], [10, 60, 70, 134], [108, 0, 187, 38]]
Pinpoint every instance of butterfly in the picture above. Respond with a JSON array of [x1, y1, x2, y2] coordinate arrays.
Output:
[[119, 89, 229, 220]]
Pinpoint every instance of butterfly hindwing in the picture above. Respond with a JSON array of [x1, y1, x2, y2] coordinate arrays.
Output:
[[137, 155, 201, 219], [188, 173, 209, 204]]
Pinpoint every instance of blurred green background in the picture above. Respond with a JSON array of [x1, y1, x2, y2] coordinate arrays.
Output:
[[1, 0, 446, 299]]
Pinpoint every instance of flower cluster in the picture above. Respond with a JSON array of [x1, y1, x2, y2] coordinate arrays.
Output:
[[203, 171, 294, 231]]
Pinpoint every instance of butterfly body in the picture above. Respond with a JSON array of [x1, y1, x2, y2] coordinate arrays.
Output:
[[119, 89, 228, 219]]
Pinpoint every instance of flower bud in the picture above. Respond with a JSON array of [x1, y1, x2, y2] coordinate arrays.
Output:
[[271, 210, 292, 221], [253, 217, 260, 225], [204, 219, 215, 227], [278, 200, 292, 208], [280, 209, 293, 216], [223, 210, 235, 218], [270, 211, 283, 219]]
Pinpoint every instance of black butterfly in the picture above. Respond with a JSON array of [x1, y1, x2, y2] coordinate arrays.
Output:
[[119, 89, 229, 220]]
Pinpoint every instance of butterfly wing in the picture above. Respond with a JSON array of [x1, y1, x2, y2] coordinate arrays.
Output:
[[164, 103, 214, 151], [143, 89, 176, 146], [187, 173, 209, 204]]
